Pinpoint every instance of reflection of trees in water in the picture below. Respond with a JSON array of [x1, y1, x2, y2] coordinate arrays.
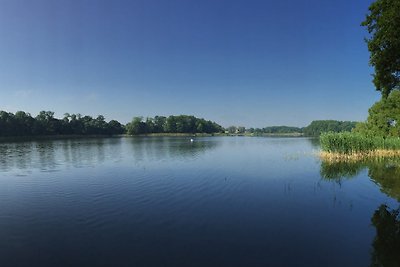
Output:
[[0, 138, 124, 172], [63, 138, 107, 168], [0, 137, 217, 172], [320, 158, 400, 201], [369, 162, 400, 202], [320, 158, 400, 267], [370, 204, 400, 267], [306, 137, 321, 149], [0, 142, 35, 172], [127, 137, 219, 163], [36, 141, 57, 170]]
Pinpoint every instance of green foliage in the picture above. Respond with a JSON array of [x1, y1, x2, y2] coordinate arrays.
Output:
[[261, 126, 302, 134], [153, 116, 167, 133], [303, 120, 357, 136], [126, 117, 147, 135], [354, 90, 400, 137], [108, 120, 125, 135], [371, 205, 400, 266], [362, 0, 400, 97], [320, 132, 400, 154], [126, 115, 223, 135], [0, 110, 125, 137], [0, 111, 222, 137], [244, 121, 356, 136]]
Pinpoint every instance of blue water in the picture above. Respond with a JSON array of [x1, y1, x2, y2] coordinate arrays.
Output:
[[0, 136, 398, 267]]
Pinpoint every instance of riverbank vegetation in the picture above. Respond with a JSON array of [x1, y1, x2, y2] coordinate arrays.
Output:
[[320, 132, 400, 161], [0, 111, 125, 137], [320, 0, 400, 160], [321, 89, 400, 160], [1, 109, 357, 139], [234, 120, 356, 137], [0, 111, 224, 137], [126, 115, 223, 135], [302, 120, 357, 136]]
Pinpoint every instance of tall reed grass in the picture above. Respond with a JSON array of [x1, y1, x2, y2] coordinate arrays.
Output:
[[320, 132, 400, 156]]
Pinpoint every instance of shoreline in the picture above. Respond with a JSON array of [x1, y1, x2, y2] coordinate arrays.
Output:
[[0, 132, 310, 142], [320, 149, 400, 162]]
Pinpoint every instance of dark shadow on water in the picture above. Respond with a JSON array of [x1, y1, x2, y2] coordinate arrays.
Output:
[[306, 137, 321, 148], [0, 137, 112, 172], [0, 137, 220, 172], [127, 136, 220, 162], [320, 160, 365, 180], [320, 158, 400, 201], [321, 158, 400, 267], [370, 204, 400, 267]]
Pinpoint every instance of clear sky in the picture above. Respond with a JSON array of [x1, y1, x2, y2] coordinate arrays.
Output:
[[0, 0, 379, 127]]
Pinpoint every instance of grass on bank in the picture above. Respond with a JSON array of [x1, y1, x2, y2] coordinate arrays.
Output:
[[320, 132, 400, 161]]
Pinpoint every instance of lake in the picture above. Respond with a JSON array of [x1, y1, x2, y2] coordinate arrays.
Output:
[[0, 136, 399, 267]]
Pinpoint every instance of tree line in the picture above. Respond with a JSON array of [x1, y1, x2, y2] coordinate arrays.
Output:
[[0, 111, 125, 137], [247, 126, 302, 135], [228, 120, 357, 136], [302, 120, 357, 136], [0, 110, 358, 137], [0, 111, 223, 137], [126, 115, 223, 135]]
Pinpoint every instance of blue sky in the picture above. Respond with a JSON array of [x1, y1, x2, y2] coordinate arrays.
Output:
[[0, 0, 378, 127]]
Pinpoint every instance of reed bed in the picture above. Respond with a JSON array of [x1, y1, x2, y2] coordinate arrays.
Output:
[[320, 149, 400, 162], [320, 132, 400, 161]]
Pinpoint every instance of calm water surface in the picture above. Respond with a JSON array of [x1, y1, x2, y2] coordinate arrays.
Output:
[[0, 136, 399, 267]]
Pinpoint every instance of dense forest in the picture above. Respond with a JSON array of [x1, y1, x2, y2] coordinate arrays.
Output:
[[247, 126, 302, 135], [302, 120, 357, 136], [0, 111, 125, 136], [126, 115, 224, 135], [0, 111, 223, 137]]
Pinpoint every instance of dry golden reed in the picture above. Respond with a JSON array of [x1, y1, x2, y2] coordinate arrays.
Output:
[[320, 149, 400, 163]]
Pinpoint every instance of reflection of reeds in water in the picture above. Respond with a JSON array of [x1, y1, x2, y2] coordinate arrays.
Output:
[[320, 157, 400, 201], [320, 160, 365, 179]]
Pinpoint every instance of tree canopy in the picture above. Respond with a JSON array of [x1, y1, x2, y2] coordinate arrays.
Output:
[[302, 120, 357, 136], [234, 121, 356, 136], [362, 0, 400, 97], [0, 111, 125, 137], [126, 115, 223, 135], [354, 90, 400, 137]]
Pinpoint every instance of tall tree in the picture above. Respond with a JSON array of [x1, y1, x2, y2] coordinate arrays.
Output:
[[126, 117, 147, 135], [354, 90, 400, 137], [153, 116, 166, 133], [362, 0, 400, 97]]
